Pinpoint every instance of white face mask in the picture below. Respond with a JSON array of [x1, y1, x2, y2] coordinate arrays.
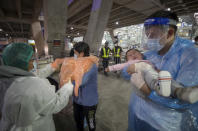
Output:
[[74, 54, 78, 59], [146, 38, 164, 51]]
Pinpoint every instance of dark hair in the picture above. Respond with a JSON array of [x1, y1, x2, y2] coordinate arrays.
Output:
[[74, 42, 90, 57], [125, 49, 144, 61], [195, 36, 198, 42], [105, 41, 109, 45], [146, 10, 179, 33]]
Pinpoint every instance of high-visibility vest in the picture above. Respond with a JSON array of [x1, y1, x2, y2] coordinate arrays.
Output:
[[114, 47, 120, 57], [102, 47, 110, 58]]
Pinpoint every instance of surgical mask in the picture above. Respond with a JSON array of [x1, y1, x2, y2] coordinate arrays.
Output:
[[146, 38, 164, 51], [74, 54, 78, 59]]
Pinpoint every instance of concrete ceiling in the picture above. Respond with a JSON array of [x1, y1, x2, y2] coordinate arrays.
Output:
[[0, 0, 198, 38]]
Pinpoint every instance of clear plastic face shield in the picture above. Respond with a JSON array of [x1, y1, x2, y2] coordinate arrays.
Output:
[[141, 18, 177, 51]]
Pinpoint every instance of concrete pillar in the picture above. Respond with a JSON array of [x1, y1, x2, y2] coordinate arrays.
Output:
[[43, 0, 68, 58], [31, 21, 45, 57], [108, 29, 116, 43], [84, 0, 113, 53]]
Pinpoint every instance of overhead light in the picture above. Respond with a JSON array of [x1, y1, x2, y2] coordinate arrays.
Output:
[[68, 36, 70, 38], [5, 34, 8, 36], [167, 8, 171, 11], [70, 27, 74, 30], [115, 21, 119, 25], [77, 32, 80, 35], [0, 28, 3, 31]]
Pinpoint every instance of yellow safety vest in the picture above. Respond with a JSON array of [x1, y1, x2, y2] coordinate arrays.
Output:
[[114, 47, 120, 57], [102, 47, 110, 58]]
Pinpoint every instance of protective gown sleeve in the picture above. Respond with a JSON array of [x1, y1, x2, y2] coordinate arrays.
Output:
[[175, 47, 198, 87], [38, 79, 73, 115], [35, 64, 56, 78], [0, 77, 73, 130]]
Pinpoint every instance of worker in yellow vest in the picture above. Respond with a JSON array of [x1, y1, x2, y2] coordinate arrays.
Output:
[[113, 42, 122, 64], [100, 41, 111, 76]]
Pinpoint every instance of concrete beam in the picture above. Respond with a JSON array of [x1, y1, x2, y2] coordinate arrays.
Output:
[[67, 24, 87, 30], [84, 0, 113, 53], [108, 14, 145, 27], [113, 0, 161, 16], [43, 0, 68, 58], [0, 17, 31, 24], [6, 23, 14, 32], [68, 5, 92, 24], [32, 21, 45, 57], [0, 8, 5, 17], [110, 18, 145, 29], [16, 0, 22, 19], [109, 9, 136, 22], [33, 0, 43, 20], [149, 0, 165, 9], [68, 0, 92, 19], [1, 31, 30, 35]]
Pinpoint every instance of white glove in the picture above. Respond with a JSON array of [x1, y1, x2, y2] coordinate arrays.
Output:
[[61, 80, 73, 96], [36, 64, 56, 78], [131, 71, 145, 89], [134, 62, 153, 73], [176, 87, 198, 104]]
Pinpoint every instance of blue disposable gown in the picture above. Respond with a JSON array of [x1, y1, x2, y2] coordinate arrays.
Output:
[[128, 36, 198, 131]]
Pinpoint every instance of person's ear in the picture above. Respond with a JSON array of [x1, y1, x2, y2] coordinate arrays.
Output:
[[79, 52, 84, 57], [167, 28, 174, 39]]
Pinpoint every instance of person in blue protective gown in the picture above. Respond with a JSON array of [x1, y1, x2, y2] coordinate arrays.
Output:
[[124, 10, 198, 131]]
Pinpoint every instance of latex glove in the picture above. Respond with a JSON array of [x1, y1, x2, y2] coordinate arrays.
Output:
[[127, 64, 135, 74], [134, 62, 153, 73], [130, 71, 145, 89], [36, 64, 56, 78], [61, 79, 74, 96], [51, 58, 64, 71]]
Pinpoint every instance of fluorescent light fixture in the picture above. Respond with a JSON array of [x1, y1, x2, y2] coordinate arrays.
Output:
[[167, 8, 171, 11]]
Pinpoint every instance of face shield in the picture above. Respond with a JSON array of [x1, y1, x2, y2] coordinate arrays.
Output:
[[141, 17, 177, 51]]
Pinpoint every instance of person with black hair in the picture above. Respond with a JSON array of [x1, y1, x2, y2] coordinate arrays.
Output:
[[100, 41, 111, 76], [113, 41, 122, 64], [125, 10, 198, 131], [73, 42, 98, 131], [195, 36, 198, 47]]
